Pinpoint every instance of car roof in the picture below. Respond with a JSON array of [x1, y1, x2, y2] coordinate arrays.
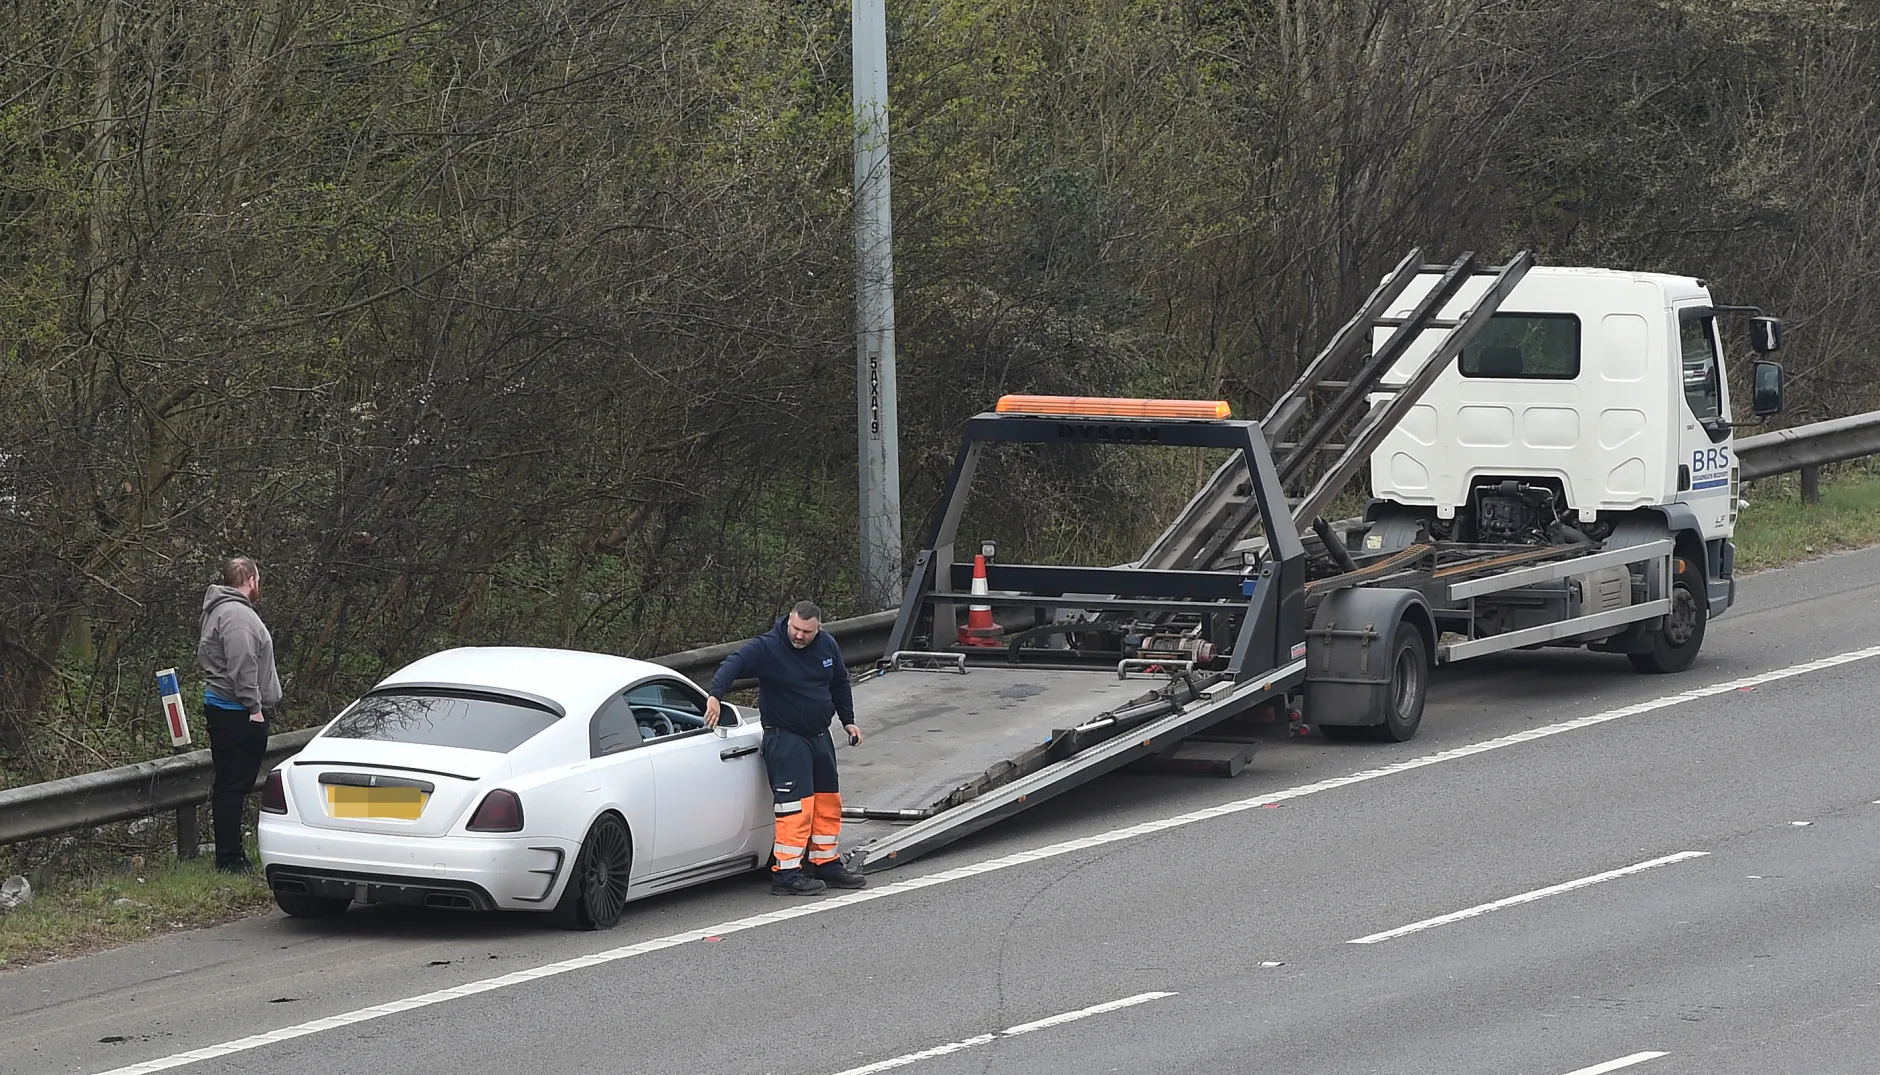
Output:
[[373, 646, 686, 716]]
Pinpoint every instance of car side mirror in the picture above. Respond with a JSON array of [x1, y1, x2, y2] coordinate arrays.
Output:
[[1749, 316, 1784, 353], [713, 724, 728, 739], [1752, 360, 1785, 417]]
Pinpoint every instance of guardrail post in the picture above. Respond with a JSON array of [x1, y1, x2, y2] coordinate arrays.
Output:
[[1801, 465, 1820, 505], [155, 668, 199, 859], [174, 755, 199, 860]]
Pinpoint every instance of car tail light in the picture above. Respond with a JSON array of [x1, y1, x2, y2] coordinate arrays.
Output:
[[466, 789, 523, 832], [260, 769, 287, 814]]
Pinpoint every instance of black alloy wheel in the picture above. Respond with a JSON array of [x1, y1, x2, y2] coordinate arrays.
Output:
[[553, 814, 633, 931]]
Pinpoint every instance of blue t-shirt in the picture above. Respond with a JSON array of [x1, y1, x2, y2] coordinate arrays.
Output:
[[203, 687, 246, 711]]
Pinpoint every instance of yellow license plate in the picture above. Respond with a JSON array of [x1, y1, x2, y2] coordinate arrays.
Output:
[[326, 784, 428, 820]]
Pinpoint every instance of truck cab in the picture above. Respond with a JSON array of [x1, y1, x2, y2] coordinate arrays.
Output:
[[1366, 266, 1786, 618]]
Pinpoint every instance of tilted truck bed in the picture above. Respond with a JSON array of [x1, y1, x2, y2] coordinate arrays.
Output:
[[832, 661, 1300, 872], [828, 391, 1321, 873], [834, 665, 1157, 819]]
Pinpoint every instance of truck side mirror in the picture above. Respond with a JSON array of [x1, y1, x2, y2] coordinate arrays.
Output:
[[1752, 360, 1785, 417], [1749, 316, 1784, 353]]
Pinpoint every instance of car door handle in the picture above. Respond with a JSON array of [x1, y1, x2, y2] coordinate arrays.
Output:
[[720, 745, 760, 761]]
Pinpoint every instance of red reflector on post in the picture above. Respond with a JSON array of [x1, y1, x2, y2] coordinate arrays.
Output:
[[993, 395, 1232, 420], [467, 789, 524, 832]]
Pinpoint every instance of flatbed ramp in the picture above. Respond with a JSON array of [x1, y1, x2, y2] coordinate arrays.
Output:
[[834, 662, 1300, 872], [835, 666, 1153, 816]]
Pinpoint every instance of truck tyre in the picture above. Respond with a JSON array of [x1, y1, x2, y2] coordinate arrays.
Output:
[[1628, 572, 1706, 674], [1372, 627, 1428, 742]]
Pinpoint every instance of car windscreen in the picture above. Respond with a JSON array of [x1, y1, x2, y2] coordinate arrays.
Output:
[[322, 690, 560, 753]]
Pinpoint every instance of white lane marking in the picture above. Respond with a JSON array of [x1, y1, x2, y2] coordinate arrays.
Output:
[[1000, 991, 1175, 1036], [829, 992, 1176, 1075], [832, 1033, 996, 1075], [1346, 851, 1709, 944], [92, 642, 1880, 1075], [1558, 1051, 1668, 1075]]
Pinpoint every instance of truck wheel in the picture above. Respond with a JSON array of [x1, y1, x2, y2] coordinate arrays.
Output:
[[1628, 575, 1707, 674], [1371, 627, 1428, 742]]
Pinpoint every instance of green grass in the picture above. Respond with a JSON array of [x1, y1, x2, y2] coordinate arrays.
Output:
[[0, 851, 273, 971], [1732, 466, 1880, 572]]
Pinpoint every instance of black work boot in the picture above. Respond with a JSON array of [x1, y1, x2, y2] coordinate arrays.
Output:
[[814, 862, 868, 890], [770, 872, 827, 896]]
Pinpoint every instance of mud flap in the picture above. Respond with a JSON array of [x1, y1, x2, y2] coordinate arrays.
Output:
[[1304, 587, 1431, 727]]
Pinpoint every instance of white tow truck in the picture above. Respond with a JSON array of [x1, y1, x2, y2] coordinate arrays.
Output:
[[807, 249, 1788, 873], [1356, 263, 1788, 673]]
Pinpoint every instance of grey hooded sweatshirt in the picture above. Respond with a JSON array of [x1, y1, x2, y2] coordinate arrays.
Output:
[[198, 585, 282, 714]]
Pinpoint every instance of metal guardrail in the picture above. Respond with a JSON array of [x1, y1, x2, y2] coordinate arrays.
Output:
[[0, 611, 898, 848], [0, 730, 324, 849], [650, 610, 897, 684], [1736, 410, 1880, 483], [5, 410, 1876, 850]]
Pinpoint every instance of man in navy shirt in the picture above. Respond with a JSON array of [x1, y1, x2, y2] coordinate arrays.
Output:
[[706, 600, 866, 895]]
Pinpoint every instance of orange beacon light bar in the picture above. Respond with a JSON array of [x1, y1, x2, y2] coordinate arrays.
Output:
[[993, 395, 1233, 420]]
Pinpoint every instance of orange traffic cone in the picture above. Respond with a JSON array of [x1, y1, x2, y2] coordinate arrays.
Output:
[[957, 554, 1004, 647]]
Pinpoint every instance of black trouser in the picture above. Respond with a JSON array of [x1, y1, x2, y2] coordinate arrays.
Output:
[[205, 705, 269, 866]]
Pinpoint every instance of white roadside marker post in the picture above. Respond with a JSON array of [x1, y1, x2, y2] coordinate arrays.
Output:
[[156, 667, 198, 860]]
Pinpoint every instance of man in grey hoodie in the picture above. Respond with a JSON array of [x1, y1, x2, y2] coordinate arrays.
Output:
[[197, 556, 283, 873]]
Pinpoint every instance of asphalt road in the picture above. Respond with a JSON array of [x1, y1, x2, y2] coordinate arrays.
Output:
[[7, 546, 1880, 1075]]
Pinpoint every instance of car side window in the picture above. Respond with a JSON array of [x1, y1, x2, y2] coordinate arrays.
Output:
[[625, 678, 716, 742], [590, 694, 643, 758]]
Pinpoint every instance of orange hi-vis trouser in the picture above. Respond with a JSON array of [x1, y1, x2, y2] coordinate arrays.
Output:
[[774, 792, 843, 873], [763, 728, 842, 874]]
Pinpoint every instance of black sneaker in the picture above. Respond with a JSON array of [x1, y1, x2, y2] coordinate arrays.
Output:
[[215, 859, 253, 875], [770, 874, 827, 896], [815, 863, 868, 890]]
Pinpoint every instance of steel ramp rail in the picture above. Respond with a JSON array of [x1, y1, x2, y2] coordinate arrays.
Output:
[[1288, 251, 1534, 531], [841, 660, 1307, 873], [1138, 248, 1428, 574], [1268, 251, 1478, 490], [1137, 248, 1534, 576], [1185, 249, 1534, 576]]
